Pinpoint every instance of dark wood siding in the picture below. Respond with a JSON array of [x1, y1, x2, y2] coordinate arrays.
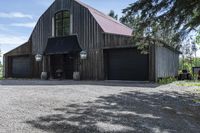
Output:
[[4, 42, 31, 56], [31, 0, 104, 53], [31, 0, 72, 54], [71, 1, 104, 80], [4, 0, 179, 81], [103, 34, 133, 48], [4, 42, 32, 78], [15, 0, 137, 80], [149, 44, 156, 81], [30, 0, 105, 79], [3, 56, 6, 78]]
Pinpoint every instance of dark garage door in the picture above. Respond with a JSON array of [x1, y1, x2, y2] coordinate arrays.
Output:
[[105, 48, 149, 81], [12, 56, 31, 78]]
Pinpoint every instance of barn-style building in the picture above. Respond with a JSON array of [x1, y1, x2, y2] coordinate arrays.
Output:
[[3, 0, 180, 81]]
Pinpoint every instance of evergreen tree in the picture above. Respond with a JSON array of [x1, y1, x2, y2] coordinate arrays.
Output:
[[0, 49, 1, 65], [121, 0, 200, 52], [196, 30, 200, 45], [108, 10, 118, 20]]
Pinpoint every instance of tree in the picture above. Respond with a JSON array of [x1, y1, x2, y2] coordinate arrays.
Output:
[[108, 10, 118, 20], [0, 49, 1, 65], [120, 13, 181, 54], [0, 49, 2, 78], [179, 36, 199, 71], [179, 57, 200, 73], [196, 30, 200, 45], [121, 0, 200, 51]]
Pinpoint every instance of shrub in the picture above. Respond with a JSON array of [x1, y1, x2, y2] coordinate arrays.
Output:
[[158, 77, 177, 84], [192, 73, 199, 81]]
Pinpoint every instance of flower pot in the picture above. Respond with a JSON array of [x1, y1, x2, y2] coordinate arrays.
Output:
[[73, 72, 80, 80], [41, 72, 48, 80]]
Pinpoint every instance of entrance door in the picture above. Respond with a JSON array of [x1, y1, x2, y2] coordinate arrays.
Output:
[[63, 54, 74, 79], [50, 54, 74, 79]]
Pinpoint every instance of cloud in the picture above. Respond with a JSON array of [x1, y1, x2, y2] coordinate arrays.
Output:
[[10, 22, 36, 28], [0, 34, 28, 63], [0, 43, 22, 63], [0, 34, 27, 45], [0, 12, 33, 19]]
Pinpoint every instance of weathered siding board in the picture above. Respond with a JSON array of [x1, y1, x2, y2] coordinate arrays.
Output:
[[31, 56, 43, 78], [155, 46, 179, 79], [3, 56, 8, 78], [72, 1, 104, 50], [149, 44, 156, 81], [31, 0, 71, 54], [3, 42, 32, 78], [4, 42, 31, 56], [71, 1, 105, 79], [103, 34, 132, 48], [4, 56, 11, 78], [29, 0, 108, 79]]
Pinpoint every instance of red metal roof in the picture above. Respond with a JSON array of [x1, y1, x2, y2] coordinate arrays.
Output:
[[75, 0, 133, 36]]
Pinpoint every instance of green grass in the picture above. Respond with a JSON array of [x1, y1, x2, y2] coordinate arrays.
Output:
[[176, 82, 200, 87], [193, 99, 200, 103]]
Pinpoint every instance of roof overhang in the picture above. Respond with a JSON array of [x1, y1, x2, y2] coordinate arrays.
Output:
[[45, 35, 82, 55]]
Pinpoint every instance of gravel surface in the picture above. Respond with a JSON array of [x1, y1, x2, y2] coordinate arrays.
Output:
[[0, 80, 200, 133]]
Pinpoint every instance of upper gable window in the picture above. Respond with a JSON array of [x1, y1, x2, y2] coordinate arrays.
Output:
[[55, 11, 70, 37]]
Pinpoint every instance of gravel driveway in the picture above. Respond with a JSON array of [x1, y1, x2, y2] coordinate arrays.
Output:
[[0, 80, 200, 133]]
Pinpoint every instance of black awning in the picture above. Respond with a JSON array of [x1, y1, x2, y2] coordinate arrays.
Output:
[[45, 35, 82, 55]]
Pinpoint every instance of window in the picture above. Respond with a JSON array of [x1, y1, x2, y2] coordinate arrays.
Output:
[[55, 11, 70, 37]]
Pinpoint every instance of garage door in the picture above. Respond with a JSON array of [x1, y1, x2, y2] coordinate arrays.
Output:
[[105, 48, 149, 81], [12, 56, 31, 78]]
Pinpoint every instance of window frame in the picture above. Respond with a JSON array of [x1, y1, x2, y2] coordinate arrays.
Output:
[[54, 10, 70, 37]]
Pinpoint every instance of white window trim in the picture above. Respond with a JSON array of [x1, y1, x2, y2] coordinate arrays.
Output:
[[52, 16, 55, 37]]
